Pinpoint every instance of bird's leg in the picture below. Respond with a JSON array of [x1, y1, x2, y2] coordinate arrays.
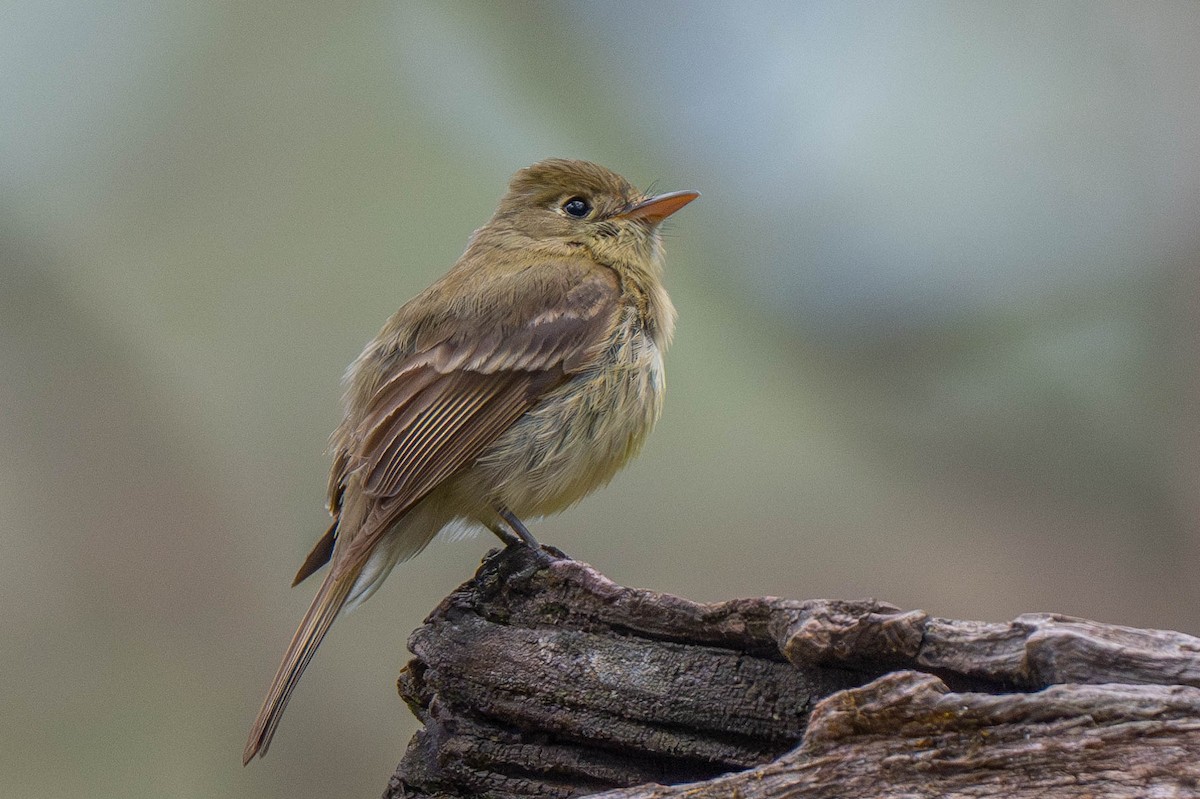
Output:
[[495, 505, 541, 549], [486, 522, 524, 548], [491, 506, 566, 563]]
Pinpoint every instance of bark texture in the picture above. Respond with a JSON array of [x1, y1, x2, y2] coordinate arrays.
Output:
[[384, 545, 1200, 799]]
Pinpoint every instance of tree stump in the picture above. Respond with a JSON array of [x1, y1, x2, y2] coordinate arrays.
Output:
[[383, 545, 1200, 799]]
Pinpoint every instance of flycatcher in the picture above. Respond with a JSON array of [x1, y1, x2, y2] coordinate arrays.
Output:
[[244, 158, 698, 763]]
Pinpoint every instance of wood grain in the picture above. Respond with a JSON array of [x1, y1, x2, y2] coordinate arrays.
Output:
[[384, 546, 1200, 798]]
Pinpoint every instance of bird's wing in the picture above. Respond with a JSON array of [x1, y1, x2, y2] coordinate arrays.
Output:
[[251, 261, 621, 764], [328, 263, 621, 579]]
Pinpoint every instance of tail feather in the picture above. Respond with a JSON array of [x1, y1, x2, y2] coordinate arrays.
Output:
[[292, 521, 337, 586], [243, 569, 357, 764]]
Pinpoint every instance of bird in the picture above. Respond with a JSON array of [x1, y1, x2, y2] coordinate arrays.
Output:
[[243, 158, 698, 763]]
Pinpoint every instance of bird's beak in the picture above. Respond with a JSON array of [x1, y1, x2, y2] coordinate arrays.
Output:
[[615, 190, 700, 223]]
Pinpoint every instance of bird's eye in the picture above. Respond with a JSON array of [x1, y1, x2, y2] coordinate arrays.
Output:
[[561, 197, 591, 218]]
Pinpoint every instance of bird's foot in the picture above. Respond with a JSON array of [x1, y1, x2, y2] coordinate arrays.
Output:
[[489, 507, 568, 565]]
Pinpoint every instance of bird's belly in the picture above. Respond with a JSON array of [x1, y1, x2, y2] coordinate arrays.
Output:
[[467, 333, 665, 517]]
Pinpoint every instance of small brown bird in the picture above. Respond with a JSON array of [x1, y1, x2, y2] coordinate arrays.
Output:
[[243, 159, 697, 763]]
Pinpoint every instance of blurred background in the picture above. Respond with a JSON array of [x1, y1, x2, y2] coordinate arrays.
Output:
[[3, 2, 1199, 797]]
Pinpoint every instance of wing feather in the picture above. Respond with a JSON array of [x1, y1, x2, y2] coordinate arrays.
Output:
[[366, 372, 502, 495], [323, 262, 620, 579]]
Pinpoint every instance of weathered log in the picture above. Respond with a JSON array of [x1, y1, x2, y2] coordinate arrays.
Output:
[[384, 545, 1200, 799]]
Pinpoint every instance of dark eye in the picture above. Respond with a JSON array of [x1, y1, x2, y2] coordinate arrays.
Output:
[[561, 197, 591, 218]]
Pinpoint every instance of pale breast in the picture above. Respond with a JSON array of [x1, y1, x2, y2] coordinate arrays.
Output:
[[466, 313, 666, 517]]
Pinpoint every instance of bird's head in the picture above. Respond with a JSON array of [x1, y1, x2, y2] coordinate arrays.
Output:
[[481, 158, 698, 270]]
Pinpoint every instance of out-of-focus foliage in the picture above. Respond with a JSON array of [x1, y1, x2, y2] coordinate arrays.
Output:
[[2, 3, 1198, 798]]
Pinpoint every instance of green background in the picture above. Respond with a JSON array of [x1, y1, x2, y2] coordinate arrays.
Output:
[[3, 3, 1199, 797]]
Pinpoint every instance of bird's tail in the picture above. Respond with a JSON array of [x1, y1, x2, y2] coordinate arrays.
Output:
[[243, 568, 356, 764]]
